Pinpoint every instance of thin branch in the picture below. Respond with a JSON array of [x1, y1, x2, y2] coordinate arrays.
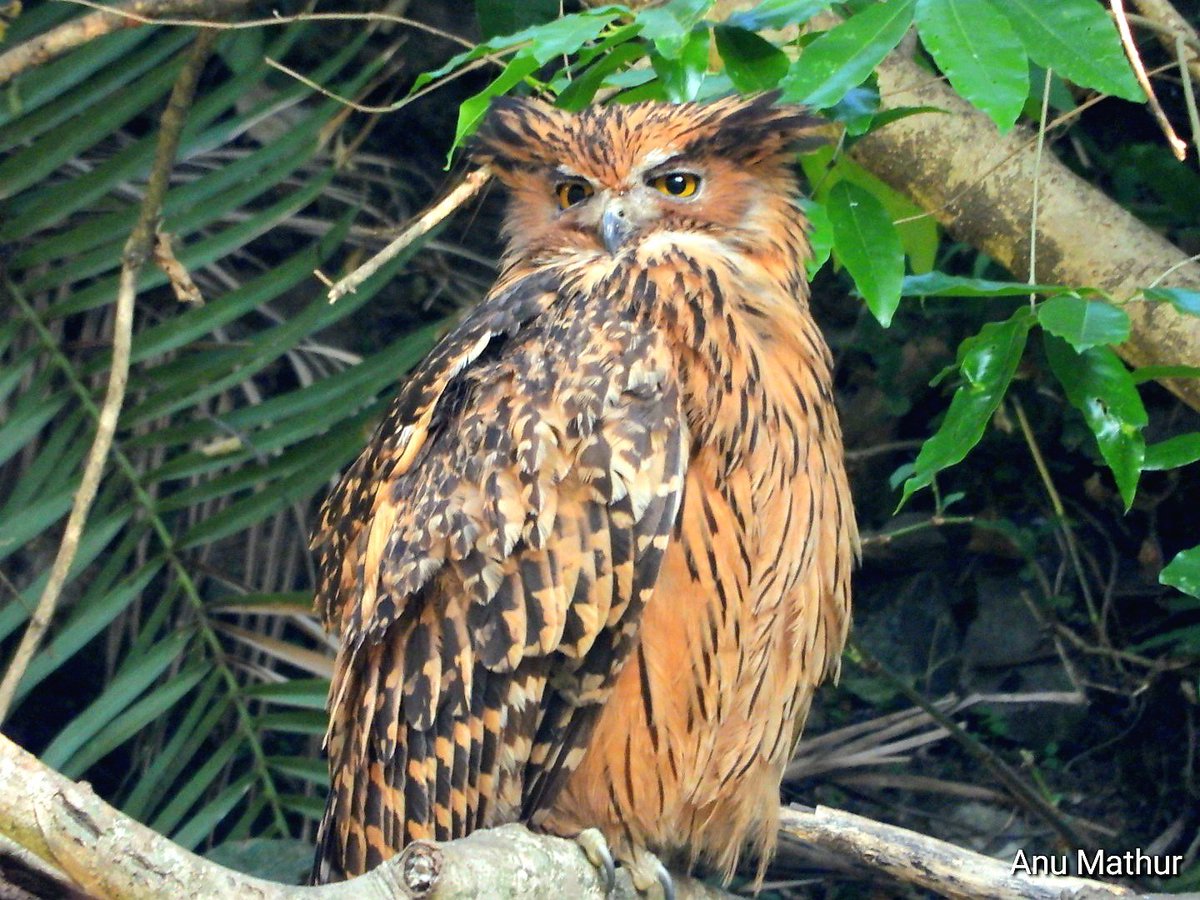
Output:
[[0, 0, 249, 85], [1028, 67, 1053, 308], [62, 0, 476, 49], [325, 166, 494, 303], [1110, 0, 1187, 160], [0, 29, 216, 724]]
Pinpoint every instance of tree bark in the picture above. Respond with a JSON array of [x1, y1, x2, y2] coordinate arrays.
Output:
[[843, 28, 1200, 412]]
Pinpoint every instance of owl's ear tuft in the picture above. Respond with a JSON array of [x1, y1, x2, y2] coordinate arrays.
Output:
[[699, 92, 832, 163], [470, 97, 570, 173]]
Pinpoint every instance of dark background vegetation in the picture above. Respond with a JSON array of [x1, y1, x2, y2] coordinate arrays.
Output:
[[1, 0, 1198, 896]]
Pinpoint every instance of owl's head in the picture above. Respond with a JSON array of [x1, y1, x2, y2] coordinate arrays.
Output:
[[471, 93, 825, 264]]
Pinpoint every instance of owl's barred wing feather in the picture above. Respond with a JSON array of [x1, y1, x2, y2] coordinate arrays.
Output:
[[311, 267, 687, 880]]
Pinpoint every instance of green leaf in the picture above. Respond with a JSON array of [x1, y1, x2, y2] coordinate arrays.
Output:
[[781, 0, 916, 109], [1161, 546, 1200, 598], [826, 180, 904, 326], [637, 0, 714, 57], [800, 198, 833, 278], [992, 0, 1141, 102], [1044, 335, 1147, 510], [915, 0, 1028, 131], [1144, 287, 1200, 317], [243, 678, 330, 711], [450, 53, 541, 161], [714, 26, 790, 93], [557, 33, 646, 111], [477, 0, 559, 40], [1132, 365, 1200, 384], [902, 272, 1062, 297], [1036, 293, 1130, 351], [172, 772, 255, 851], [651, 27, 711, 101], [1143, 433, 1200, 471], [728, 0, 833, 31], [205, 838, 315, 884], [151, 732, 243, 835], [901, 308, 1033, 504], [39, 630, 194, 770]]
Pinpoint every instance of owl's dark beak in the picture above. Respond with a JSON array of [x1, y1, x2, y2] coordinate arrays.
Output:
[[600, 206, 635, 254]]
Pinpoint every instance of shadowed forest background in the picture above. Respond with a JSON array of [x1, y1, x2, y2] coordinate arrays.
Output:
[[1, 0, 1199, 896]]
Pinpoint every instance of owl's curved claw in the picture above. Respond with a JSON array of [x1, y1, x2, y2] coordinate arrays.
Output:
[[575, 827, 616, 895], [625, 847, 675, 900]]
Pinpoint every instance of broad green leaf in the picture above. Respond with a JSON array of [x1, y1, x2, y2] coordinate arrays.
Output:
[[915, 0, 1027, 131], [557, 31, 646, 110], [477, 0, 559, 40], [781, 0, 915, 109], [1143, 433, 1200, 471], [800, 147, 938, 274], [1036, 294, 1130, 351], [800, 198, 833, 278], [728, 0, 833, 31], [1144, 287, 1200, 317], [279, 794, 327, 822], [826, 180, 904, 326], [1161, 546, 1200, 598], [901, 308, 1033, 504], [993, 0, 1141, 102], [451, 53, 541, 160], [714, 26, 790, 93], [1044, 335, 1146, 510], [637, 0, 714, 57], [902, 272, 1062, 297], [651, 27, 711, 101]]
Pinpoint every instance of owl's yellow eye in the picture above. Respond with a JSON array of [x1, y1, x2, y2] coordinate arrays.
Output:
[[556, 180, 594, 209], [649, 172, 700, 198]]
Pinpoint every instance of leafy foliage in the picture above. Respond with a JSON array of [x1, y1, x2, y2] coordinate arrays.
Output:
[[1, 0, 1197, 886]]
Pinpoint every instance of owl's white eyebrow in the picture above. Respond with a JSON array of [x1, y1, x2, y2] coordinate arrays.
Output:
[[553, 165, 588, 180], [637, 150, 682, 172]]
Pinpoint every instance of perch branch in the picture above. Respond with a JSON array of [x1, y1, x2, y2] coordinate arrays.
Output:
[[0, 28, 215, 723], [0, 732, 725, 899]]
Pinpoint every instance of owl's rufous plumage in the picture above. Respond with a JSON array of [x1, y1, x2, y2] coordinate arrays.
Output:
[[311, 93, 856, 889]]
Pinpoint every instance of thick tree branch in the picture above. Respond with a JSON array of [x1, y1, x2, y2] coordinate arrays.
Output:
[[840, 23, 1200, 412]]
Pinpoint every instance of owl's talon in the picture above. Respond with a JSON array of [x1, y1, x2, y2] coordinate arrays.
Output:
[[575, 827, 616, 894], [626, 847, 674, 900]]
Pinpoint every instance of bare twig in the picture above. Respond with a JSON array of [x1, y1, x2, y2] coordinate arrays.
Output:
[[0, 30, 216, 723], [0, 0, 246, 85], [848, 639, 1095, 852], [1110, 0, 1187, 160], [1130, 0, 1200, 83], [325, 166, 494, 303]]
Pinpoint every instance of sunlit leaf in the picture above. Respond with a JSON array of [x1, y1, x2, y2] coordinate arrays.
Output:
[[915, 0, 1027, 131], [826, 180, 904, 326], [1144, 286, 1200, 317], [1143, 433, 1200, 471], [993, 0, 1141, 101], [1036, 293, 1130, 351], [714, 26, 790, 93], [781, 0, 915, 108]]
